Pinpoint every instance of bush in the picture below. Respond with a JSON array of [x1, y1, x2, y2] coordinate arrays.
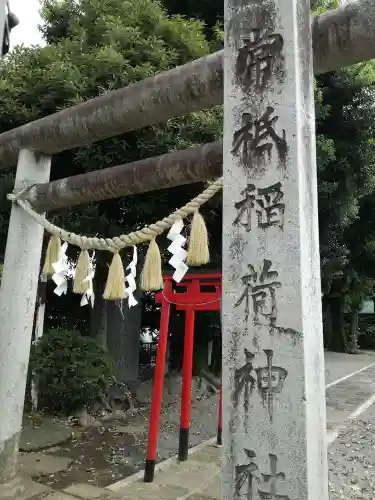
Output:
[[30, 329, 114, 413], [359, 323, 375, 350]]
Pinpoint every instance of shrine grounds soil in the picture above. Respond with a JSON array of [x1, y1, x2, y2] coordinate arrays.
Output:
[[20, 352, 375, 497], [28, 382, 219, 491]]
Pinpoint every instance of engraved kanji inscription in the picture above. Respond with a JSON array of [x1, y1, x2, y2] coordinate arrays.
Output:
[[235, 451, 290, 500], [234, 348, 256, 411], [236, 29, 284, 93], [233, 349, 287, 419], [255, 349, 288, 421], [235, 449, 260, 500], [234, 259, 281, 324], [258, 454, 290, 500], [234, 183, 256, 232], [256, 183, 285, 229], [232, 108, 287, 171], [234, 182, 285, 232]]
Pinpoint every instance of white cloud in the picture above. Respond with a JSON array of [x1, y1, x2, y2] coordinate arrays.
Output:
[[9, 0, 44, 48]]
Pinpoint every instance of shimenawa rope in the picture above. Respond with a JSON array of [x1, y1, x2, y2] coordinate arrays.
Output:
[[7, 177, 223, 252], [7, 178, 223, 297]]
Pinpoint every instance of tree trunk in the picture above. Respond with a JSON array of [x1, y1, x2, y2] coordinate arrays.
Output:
[[106, 290, 142, 389], [169, 310, 185, 371], [329, 295, 347, 352], [322, 298, 333, 350], [89, 262, 108, 348], [211, 332, 222, 376], [348, 309, 360, 353]]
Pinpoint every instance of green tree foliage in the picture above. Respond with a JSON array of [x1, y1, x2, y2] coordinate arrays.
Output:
[[0, 0, 223, 357], [162, 0, 223, 39], [30, 328, 114, 413], [316, 67, 375, 351], [1, 0, 375, 357], [0, 0, 222, 244], [163, 0, 375, 351]]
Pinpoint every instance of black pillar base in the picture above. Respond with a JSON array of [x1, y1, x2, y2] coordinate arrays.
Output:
[[144, 459, 156, 483], [217, 427, 222, 446], [178, 427, 189, 461]]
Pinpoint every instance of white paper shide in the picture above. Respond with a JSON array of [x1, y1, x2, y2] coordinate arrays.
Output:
[[167, 219, 189, 283], [125, 245, 138, 308], [52, 242, 70, 296], [81, 251, 96, 308]]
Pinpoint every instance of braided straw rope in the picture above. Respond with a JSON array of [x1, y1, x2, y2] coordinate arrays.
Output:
[[8, 178, 223, 252]]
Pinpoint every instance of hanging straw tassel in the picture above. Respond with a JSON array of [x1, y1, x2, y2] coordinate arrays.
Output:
[[140, 238, 164, 291], [73, 249, 90, 294], [43, 235, 61, 276], [103, 252, 127, 300], [187, 211, 210, 266]]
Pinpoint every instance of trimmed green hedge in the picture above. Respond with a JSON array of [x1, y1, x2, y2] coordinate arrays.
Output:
[[30, 328, 114, 413]]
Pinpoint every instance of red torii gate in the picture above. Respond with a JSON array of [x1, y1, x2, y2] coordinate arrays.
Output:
[[144, 271, 222, 482]]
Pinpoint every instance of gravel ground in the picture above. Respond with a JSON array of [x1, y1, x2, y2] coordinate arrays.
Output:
[[151, 375, 219, 460], [328, 412, 375, 499], [29, 371, 375, 496], [33, 376, 219, 490]]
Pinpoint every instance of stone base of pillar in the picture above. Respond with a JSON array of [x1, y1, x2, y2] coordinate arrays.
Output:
[[0, 475, 51, 500]]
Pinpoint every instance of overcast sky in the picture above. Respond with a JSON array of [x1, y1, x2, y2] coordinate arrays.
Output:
[[10, 0, 43, 48]]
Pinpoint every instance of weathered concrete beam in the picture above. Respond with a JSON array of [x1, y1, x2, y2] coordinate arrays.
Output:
[[312, 0, 375, 75], [222, 0, 328, 497], [21, 142, 222, 211], [0, 0, 372, 169], [0, 52, 223, 169], [0, 150, 51, 493]]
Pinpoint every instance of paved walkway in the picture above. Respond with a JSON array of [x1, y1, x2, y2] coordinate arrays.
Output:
[[107, 443, 220, 500], [21, 443, 220, 500], [24, 420, 375, 500], [11, 351, 375, 499]]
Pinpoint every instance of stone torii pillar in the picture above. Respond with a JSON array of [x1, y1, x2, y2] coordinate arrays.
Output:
[[222, 1, 328, 499], [0, 150, 51, 497]]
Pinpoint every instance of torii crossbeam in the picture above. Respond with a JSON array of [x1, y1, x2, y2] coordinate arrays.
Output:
[[0, 0, 374, 498]]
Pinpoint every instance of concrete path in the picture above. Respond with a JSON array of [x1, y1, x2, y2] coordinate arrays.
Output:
[[328, 408, 375, 500], [20, 416, 72, 452], [17, 350, 375, 499], [325, 351, 375, 440], [25, 444, 221, 500], [324, 350, 375, 387], [107, 351, 375, 500], [107, 444, 220, 500]]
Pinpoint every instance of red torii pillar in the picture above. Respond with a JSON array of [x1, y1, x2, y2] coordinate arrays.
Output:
[[144, 272, 221, 482]]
